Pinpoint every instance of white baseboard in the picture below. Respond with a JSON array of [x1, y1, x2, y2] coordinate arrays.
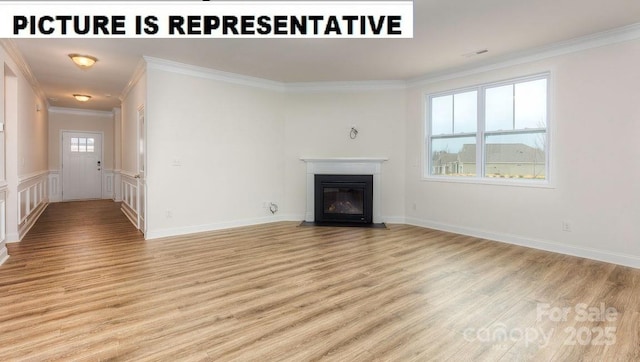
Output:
[[146, 215, 292, 240], [146, 214, 406, 240], [0, 246, 8, 265], [17, 202, 49, 242], [121, 204, 138, 229], [405, 217, 640, 269], [8, 203, 49, 243]]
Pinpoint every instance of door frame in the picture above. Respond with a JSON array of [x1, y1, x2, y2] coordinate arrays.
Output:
[[60, 130, 105, 201], [136, 105, 146, 236]]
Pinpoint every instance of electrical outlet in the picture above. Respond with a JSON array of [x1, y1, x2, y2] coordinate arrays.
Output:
[[412, 202, 417, 211], [166, 210, 173, 218], [562, 221, 571, 232]]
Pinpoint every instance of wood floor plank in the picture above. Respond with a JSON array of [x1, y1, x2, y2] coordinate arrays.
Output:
[[0, 200, 639, 360]]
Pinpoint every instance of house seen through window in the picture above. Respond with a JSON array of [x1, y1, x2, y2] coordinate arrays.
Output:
[[427, 74, 548, 182]]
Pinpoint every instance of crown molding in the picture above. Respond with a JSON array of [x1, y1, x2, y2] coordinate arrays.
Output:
[[286, 80, 407, 92], [49, 106, 113, 118], [143, 56, 406, 93], [143, 56, 286, 92], [0, 39, 49, 106], [408, 22, 640, 87]]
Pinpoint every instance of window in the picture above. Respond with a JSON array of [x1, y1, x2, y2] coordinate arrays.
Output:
[[70, 137, 95, 153], [426, 74, 549, 183]]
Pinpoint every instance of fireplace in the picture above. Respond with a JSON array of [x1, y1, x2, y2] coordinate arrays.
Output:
[[301, 157, 387, 224], [314, 174, 373, 224]]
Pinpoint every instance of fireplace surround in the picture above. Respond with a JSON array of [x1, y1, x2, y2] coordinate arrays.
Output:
[[301, 157, 387, 224]]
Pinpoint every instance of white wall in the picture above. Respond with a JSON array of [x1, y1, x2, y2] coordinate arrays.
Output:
[[144, 65, 286, 238], [1, 44, 49, 247], [17, 78, 48, 178], [283, 89, 406, 221], [106, 36, 640, 269], [405, 39, 640, 267]]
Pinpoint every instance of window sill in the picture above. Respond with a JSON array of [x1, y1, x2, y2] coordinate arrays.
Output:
[[421, 175, 555, 189]]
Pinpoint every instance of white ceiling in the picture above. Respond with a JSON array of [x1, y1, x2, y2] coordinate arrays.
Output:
[[9, 0, 640, 111]]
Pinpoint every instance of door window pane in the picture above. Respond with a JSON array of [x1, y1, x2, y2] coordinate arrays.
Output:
[[70, 137, 96, 153], [87, 138, 95, 152], [71, 138, 79, 152], [78, 138, 87, 152]]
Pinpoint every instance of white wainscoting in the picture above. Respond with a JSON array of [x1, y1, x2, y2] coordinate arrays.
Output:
[[103, 170, 114, 200], [113, 170, 122, 201], [0, 184, 8, 265], [49, 169, 115, 201], [121, 172, 139, 228], [48, 171, 61, 202], [16, 171, 49, 241]]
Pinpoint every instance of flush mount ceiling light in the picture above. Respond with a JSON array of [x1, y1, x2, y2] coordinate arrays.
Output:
[[73, 94, 92, 102], [68, 54, 98, 69]]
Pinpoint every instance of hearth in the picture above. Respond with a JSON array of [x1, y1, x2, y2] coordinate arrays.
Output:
[[314, 174, 373, 224]]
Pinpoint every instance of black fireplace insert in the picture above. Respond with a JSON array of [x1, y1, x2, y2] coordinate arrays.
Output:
[[314, 174, 373, 224]]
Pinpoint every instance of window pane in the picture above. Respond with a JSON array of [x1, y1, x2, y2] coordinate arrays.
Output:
[[453, 91, 477, 133], [430, 136, 476, 176], [485, 133, 546, 179], [87, 138, 95, 152], [71, 138, 78, 152], [515, 78, 547, 129], [485, 84, 514, 131], [79, 138, 87, 152], [431, 95, 453, 135]]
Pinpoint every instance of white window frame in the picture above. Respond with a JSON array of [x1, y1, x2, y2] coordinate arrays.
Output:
[[424, 72, 551, 187]]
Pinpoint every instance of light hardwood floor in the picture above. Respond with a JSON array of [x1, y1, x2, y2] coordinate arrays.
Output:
[[1, 200, 639, 361]]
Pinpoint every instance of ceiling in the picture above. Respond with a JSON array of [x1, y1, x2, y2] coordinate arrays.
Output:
[[8, 0, 640, 111]]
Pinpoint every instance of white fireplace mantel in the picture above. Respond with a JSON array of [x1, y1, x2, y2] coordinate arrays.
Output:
[[301, 157, 388, 223]]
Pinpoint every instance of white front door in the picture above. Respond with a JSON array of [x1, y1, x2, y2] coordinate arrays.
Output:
[[62, 132, 102, 201]]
